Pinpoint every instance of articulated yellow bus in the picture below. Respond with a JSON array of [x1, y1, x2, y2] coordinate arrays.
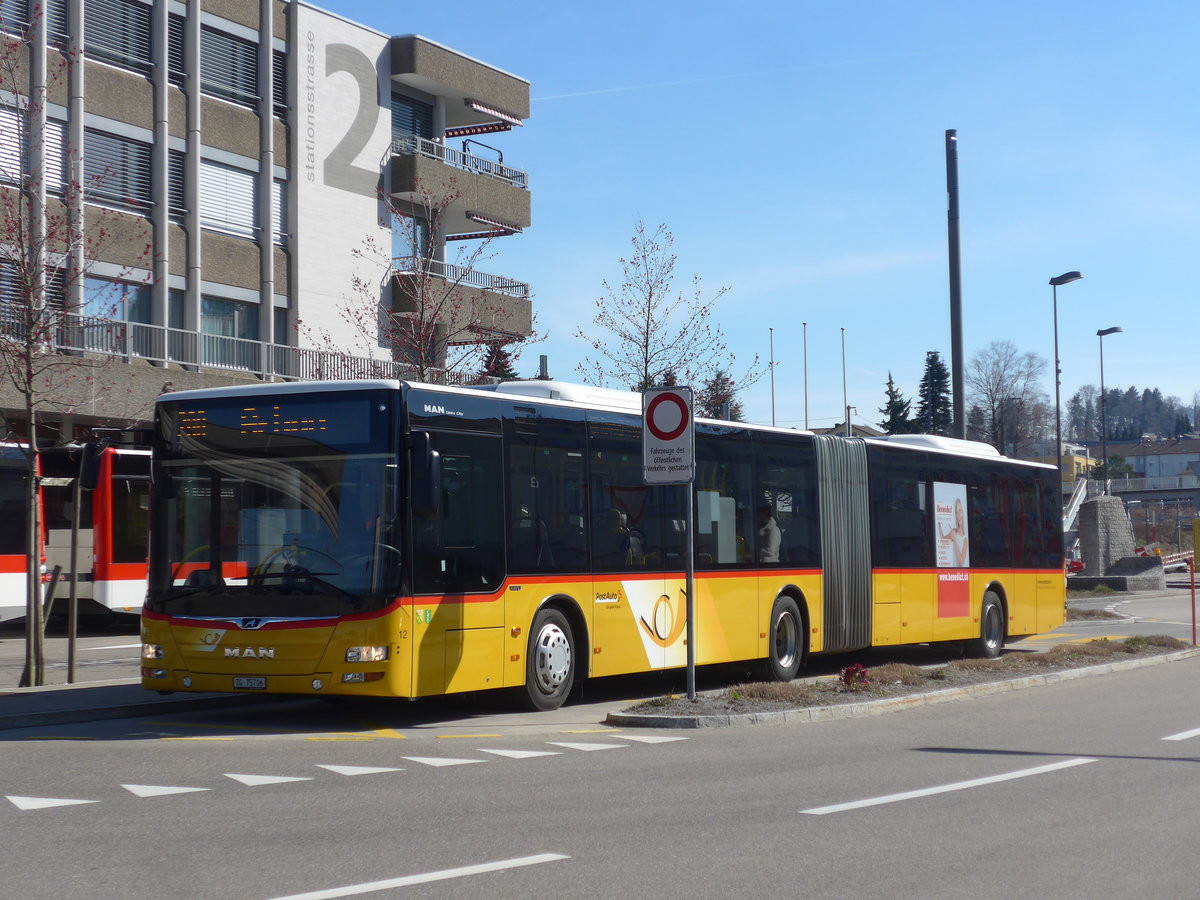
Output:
[[141, 379, 1064, 710]]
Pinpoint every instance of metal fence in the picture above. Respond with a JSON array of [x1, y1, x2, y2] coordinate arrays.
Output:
[[391, 256, 530, 299], [2, 305, 495, 386], [388, 136, 528, 189]]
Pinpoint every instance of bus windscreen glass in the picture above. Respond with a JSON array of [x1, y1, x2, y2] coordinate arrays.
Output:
[[147, 391, 399, 617]]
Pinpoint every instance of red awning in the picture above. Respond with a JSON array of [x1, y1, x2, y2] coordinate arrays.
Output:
[[466, 211, 521, 233], [445, 122, 514, 139], [465, 99, 523, 126]]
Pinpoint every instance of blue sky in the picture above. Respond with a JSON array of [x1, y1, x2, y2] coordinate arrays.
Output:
[[320, 0, 1199, 430]]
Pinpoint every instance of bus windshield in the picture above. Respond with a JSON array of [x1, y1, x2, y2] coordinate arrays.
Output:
[[146, 390, 399, 618]]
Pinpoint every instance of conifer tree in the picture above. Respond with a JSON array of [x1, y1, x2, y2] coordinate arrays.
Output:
[[915, 351, 953, 435], [878, 372, 914, 434]]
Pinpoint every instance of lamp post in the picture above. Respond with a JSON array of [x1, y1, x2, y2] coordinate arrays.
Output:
[[1049, 272, 1083, 480], [1097, 326, 1122, 493]]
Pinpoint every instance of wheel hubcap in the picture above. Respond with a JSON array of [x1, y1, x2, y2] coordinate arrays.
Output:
[[533, 623, 571, 693], [983, 605, 1002, 648], [775, 611, 798, 669]]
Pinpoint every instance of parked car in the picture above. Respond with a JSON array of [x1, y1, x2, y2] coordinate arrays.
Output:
[[1066, 559, 1084, 574]]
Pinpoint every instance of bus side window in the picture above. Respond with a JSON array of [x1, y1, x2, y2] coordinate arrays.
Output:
[[413, 432, 503, 594]]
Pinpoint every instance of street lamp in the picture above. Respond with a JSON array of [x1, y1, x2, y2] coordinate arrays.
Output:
[[1096, 326, 1122, 493], [1049, 271, 1083, 480]]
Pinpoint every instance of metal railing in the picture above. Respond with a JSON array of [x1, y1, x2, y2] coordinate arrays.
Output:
[[388, 136, 528, 189], [391, 256, 530, 299], [1110, 475, 1200, 493], [5, 306, 497, 386]]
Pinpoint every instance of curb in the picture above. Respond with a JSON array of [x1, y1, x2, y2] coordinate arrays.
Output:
[[605, 647, 1200, 729]]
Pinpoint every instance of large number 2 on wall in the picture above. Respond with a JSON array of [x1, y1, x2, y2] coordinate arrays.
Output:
[[324, 43, 383, 197]]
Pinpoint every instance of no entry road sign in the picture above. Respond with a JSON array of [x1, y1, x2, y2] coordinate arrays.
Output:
[[643, 387, 694, 484]]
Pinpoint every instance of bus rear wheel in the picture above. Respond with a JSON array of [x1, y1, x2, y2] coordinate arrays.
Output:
[[764, 596, 804, 682], [971, 591, 1006, 659], [523, 608, 575, 711]]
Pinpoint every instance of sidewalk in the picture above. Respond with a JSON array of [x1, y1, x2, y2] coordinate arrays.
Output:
[[0, 677, 282, 731]]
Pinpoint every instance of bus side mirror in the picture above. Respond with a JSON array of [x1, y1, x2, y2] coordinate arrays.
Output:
[[411, 432, 441, 518], [79, 440, 109, 492]]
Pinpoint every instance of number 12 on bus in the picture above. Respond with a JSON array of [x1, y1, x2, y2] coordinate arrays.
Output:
[[141, 379, 1064, 710]]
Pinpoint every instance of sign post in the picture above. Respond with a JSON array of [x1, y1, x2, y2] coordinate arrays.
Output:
[[643, 387, 697, 698]]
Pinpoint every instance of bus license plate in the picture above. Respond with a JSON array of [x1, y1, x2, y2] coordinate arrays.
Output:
[[233, 677, 266, 690]]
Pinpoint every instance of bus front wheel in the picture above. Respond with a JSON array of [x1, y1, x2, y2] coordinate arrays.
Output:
[[764, 596, 804, 682], [524, 608, 575, 711], [971, 591, 1006, 659]]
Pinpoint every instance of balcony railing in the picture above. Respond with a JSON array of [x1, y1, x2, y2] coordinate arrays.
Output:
[[388, 136, 528, 189], [392, 256, 530, 300], [9, 308, 494, 386], [1110, 475, 1200, 493]]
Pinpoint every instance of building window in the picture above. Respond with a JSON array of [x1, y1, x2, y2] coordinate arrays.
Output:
[[391, 93, 433, 141], [272, 49, 287, 119], [198, 159, 256, 237], [83, 276, 149, 322], [273, 306, 288, 345], [1, 106, 66, 192], [84, 0, 153, 73], [392, 213, 430, 261], [200, 25, 258, 107], [272, 179, 287, 246], [167, 149, 186, 222], [201, 296, 259, 369], [84, 128, 152, 211], [0, 0, 28, 33], [167, 12, 185, 86]]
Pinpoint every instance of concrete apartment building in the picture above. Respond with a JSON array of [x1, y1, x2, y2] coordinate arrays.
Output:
[[0, 0, 531, 442]]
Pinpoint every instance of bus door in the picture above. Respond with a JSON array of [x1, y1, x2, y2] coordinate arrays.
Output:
[[587, 419, 685, 675]]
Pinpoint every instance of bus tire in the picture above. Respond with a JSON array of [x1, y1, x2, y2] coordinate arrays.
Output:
[[764, 596, 804, 682], [523, 608, 575, 711], [971, 591, 1006, 659]]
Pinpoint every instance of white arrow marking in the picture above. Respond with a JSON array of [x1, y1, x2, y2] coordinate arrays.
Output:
[[618, 735, 689, 744], [224, 773, 314, 786], [121, 784, 210, 798], [316, 764, 403, 776], [1163, 726, 1200, 742], [547, 741, 628, 751], [400, 756, 485, 767], [7, 795, 98, 810], [477, 748, 561, 759]]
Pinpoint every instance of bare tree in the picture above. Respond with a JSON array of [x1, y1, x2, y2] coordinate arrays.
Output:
[[966, 340, 1050, 456], [2, 14, 150, 684], [306, 178, 534, 384], [576, 221, 759, 392]]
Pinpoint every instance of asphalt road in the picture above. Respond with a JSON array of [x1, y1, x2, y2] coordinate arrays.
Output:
[[4, 647, 1200, 899]]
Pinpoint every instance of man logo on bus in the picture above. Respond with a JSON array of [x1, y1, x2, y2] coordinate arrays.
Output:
[[638, 590, 687, 648]]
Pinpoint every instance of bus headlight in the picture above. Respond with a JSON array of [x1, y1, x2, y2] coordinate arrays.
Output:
[[345, 646, 388, 662], [142, 643, 164, 660]]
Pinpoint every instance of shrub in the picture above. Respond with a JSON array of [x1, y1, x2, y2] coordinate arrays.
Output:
[[840, 663, 870, 690], [869, 662, 928, 685]]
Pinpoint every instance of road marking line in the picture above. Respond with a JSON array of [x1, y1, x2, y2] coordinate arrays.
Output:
[[620, 735, 689, 744], [477, 748, 561, 759], [316, 765, 403, 776], [87, 643, 141, 650], [263, 853, 570, 899], [547, 741, 628, 752], [7, 795, 98, 810], [225, 773, 314, 786], [800, 758, 1098, 815], [121, 783, 210, 798], [437, 733, 501, 739], [401, 756, 485, 767], [1163, 726, 1200, 742], [559, 729, 618, 734], [304, 736, 375, 742]]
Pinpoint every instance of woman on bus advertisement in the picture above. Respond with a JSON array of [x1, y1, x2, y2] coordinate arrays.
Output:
[[935, 483, 969, 568]]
